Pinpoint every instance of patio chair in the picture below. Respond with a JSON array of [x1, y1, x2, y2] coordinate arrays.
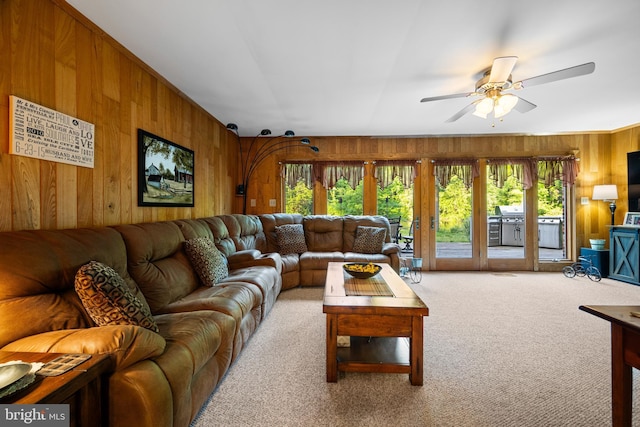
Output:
[[386, 216, 401, 244], [401, 221, 414, 252]]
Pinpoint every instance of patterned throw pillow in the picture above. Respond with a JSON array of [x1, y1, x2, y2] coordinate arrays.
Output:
[[275, 223, 308, 254], [184, 237, 229, 286], [75, 261, 159, 332], [352, 226, 387, 254]]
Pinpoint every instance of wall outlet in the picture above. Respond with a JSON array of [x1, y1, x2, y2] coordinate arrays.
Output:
[[269, 199, 276, 207], [250, 199, 256, 207], [581, 197, 589, 205]]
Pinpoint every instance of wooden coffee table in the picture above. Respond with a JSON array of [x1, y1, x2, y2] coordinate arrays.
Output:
[[323, 262, 429, 385]]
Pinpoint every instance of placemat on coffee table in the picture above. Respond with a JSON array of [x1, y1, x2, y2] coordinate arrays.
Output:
[[344, 275, 394, 296]]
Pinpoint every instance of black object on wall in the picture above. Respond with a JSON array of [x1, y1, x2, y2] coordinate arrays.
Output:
[[628, 150, 640, 212]]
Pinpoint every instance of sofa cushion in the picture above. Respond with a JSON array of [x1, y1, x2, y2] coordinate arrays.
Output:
[[303, 216, 344, 252], [75, 261, 159, 332], [184, 237, 229, 286], [353, 226, 387, 254], [275, 223, 308, 254]]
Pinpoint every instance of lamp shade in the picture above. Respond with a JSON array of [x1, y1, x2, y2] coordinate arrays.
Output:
[[592, 184, 618, 201]]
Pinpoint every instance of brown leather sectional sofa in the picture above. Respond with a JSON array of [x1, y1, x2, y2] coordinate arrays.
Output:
[[0, 213, 399, 427]]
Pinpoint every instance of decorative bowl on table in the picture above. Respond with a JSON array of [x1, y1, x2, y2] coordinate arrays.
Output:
[[343, 262, 382, 279]]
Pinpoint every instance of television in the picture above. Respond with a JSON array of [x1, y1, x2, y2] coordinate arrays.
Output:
[[628, 150, 640, 211]]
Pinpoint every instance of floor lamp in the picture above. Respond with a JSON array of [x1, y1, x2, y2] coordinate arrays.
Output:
[[592, 184, 618, 226], [226, 124, 319, 214]]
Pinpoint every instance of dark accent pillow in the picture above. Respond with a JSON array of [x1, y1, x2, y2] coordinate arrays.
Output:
[[74, 261, 159, 332], [353, 226, 387, 254], [184, 237, 229, 286], [275, 223, 308, 254]]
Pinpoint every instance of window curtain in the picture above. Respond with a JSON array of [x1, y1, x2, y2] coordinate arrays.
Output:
[[313, 161, 364, 189], [487, 158, 537, 189], [281, 163, 313, 189], [487, 156, 579, 189], [374, 160, 417, 189], [537, 156, 579, 186], [432, 158, 479, 188]]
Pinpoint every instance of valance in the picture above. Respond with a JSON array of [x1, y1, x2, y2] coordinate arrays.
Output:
[[374, 160, 417, 189], [488, 156, 579, 189], [537, 156, 579, 186], [313, 161, 364, 189], [487, 158, 536, 189], [281, 163, 313, 189], [432, 158, 480, 188]]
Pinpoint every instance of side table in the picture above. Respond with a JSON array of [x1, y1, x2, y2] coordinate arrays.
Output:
[[0, 351, 111, 427], [580, 247, 610, 277], [578, 305, 640, 427]]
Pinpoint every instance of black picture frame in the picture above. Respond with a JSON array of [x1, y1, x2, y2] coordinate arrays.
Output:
[[137, 129, 194, 207]]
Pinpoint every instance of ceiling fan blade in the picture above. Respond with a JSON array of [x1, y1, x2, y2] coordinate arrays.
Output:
[[445, 102, 477, 122], [514, 97, 536, 113], [420, 92, 473, 103], [516, 62, 595, 88], [488, 56, 518, 83]]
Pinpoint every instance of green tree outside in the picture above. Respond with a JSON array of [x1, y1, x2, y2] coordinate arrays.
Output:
[[377, 177, 413, 230], [285, 180, 313, 215], [328, 178, 363, 215]]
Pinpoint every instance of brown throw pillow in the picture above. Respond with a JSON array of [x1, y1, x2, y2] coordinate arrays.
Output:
[[353, 226, 387, 254], [74, 261, 159, 332], [275, 223, 308, 254], [184, 237, 229, 286]]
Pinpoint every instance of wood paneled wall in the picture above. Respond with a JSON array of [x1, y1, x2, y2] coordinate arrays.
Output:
[[2, 0, 638, 253], [0, 0, 237, 232]]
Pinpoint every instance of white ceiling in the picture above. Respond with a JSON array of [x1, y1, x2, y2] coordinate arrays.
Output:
[[66, 0, 640, 137]]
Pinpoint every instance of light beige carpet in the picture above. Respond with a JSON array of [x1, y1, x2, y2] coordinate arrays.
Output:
[[191, 272, 640, 427]]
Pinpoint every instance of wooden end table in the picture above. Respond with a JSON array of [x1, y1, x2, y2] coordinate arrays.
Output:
[[579, 305, 640, 427], [0, 351, 111, 427], [323, 262, 429, 385]]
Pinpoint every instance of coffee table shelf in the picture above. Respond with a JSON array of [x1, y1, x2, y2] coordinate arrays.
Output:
[[337, 337, 410, 371]]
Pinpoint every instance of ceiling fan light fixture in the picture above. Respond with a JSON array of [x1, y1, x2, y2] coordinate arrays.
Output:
[[475, 97, 494, 116], [498, 93, 519, 111], [494, 93, 519, 118]]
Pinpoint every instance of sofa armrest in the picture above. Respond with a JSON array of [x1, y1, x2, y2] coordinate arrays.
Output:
[[227, 250, 283, 273], [382, 242, 401, 255], [1, 326, 166, 371], [227, 249, 261, 264], [251, 252, 283, 274]]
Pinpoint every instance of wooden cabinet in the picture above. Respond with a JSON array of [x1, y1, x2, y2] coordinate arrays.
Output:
[[609, 226, 640, 285]]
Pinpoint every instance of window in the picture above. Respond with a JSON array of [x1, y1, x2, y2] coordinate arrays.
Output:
[[328, 178, 363, 215], [317, 162, 364, 216], [433, 159, 478, 258], [375, 161, 416, 231], [283, 163, 313, 215]]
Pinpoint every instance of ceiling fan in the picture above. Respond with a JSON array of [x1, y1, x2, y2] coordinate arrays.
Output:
[[420, 56, 595, 123]]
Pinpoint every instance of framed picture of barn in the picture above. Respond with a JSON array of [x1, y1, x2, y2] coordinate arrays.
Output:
[[137, 129, 194, 207]]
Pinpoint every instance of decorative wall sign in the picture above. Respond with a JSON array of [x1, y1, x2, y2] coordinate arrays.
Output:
[[9, 96, 95, 168], [138, 129, 194, 207]]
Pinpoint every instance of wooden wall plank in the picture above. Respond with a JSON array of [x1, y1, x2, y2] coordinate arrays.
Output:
[[0, 0, 239, 232]]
